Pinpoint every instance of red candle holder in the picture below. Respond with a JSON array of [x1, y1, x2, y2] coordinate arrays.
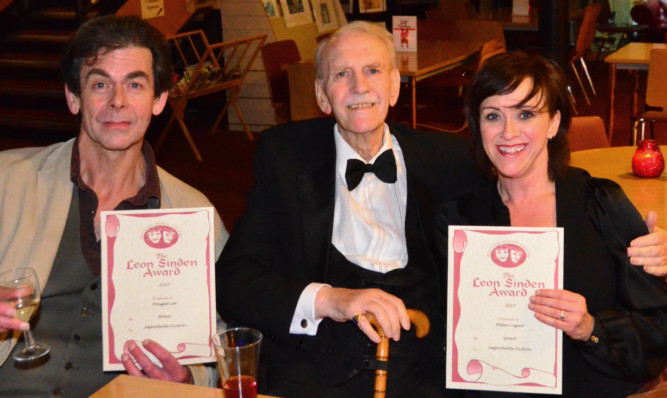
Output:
[[632, 140, 665, 178]]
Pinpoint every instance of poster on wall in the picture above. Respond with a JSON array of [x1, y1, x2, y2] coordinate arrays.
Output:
[[263, 0, 281, 18], [279, 0, 314, 27], [392, 16, 417, 52], [141, 0, 165, 19], [312, 0, 338, 32], [359, 0, 385, 13]]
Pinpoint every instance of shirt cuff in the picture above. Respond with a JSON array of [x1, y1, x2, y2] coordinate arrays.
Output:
[[289, 283, 329, 335]]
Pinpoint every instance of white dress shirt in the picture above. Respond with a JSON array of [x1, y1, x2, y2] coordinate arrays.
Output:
[[289, 124, 409, 335]]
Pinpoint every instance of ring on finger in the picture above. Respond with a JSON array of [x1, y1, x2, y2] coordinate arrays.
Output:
[[352, 314, 364, 325], [558, 310, 566, 321]]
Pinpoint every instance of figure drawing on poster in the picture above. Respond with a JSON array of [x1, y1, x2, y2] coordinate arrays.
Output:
[[392, 16, 417, 52]]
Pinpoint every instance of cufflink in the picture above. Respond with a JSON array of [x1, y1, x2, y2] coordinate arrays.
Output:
[[300, 319, 308, 328], [590, 335, 599, 344]]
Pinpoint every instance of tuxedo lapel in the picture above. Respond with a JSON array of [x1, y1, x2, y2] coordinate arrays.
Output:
[[298, 131, 336, 282], [392, 126, 442, 296]]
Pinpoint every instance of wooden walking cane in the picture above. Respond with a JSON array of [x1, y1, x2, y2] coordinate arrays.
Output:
[[365, 309, 430, 398]]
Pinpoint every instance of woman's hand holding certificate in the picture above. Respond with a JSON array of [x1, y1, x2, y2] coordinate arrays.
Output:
[[446, 226, 564, 395], [529, 289, 595, 342]]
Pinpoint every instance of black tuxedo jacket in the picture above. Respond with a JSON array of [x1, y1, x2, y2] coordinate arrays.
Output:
[[217, 117, 480, 339]]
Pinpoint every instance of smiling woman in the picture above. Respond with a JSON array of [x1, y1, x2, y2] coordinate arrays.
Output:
[[435, 51, 667, 398], [478, 78, 560, 185]]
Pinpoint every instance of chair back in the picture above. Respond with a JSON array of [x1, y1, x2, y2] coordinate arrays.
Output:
[[574, 3, 602, 57], [288, 62, 328, 121], [568, 116, 610, 151], [169, 31, 267, 100], [168, 30, 213, 90], [261, 40, 302, 122], [477, 38, 506, 72], [646, 49, 667, 111]]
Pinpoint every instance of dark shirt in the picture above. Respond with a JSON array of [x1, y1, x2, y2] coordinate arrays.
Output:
[[69, 138, 161, 275], [435, 167, 667, 398]]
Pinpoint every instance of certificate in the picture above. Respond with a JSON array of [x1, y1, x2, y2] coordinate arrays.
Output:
[[101, 207, 216, 371], [446, 226, 564, 394]]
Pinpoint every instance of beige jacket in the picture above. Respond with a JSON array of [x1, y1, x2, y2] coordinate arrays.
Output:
[[0, 138, 228, 385]]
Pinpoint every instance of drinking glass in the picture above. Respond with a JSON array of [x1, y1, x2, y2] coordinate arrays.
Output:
[[212, 327, 262, 398], [0, 267, 50, 362]]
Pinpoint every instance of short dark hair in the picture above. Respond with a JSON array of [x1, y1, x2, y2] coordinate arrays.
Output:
[[61, 15, 173, 97], [465, 51, 573, 180]]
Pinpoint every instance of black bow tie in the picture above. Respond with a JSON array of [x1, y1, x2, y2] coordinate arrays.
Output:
[[345, 149, 397, 191]]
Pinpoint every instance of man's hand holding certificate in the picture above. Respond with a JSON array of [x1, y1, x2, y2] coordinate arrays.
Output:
[[101, 208, 216, 371], [446, 226, 564, 395]]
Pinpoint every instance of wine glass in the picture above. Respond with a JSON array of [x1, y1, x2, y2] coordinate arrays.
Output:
[[0, 267, 50, 362]]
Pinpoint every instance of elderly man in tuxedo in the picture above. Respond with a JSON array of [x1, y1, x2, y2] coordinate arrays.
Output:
[[217, 21, 667, 397]]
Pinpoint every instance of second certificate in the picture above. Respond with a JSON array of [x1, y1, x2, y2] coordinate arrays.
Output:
[[446, 226, 564, 395]]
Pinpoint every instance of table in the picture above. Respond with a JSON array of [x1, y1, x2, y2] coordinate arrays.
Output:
[[595, 23, 648, 57], [396, 39, 480, 129], [91, 374, 275, 397], [570, 146, 666, 230], [605, 43, 667, 142]]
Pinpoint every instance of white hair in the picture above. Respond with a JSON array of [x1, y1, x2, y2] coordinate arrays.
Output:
[[314, 21, 396, 82]]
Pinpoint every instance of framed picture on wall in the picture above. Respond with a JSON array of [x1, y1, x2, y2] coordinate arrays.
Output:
[[279, 0, 314, 27], [312, 0, 338, 32], [359, 0, 385, 13], [262, 0, 281, 18]]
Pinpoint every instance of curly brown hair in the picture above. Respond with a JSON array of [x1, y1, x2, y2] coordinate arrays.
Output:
[[61, 15, 173, 97]]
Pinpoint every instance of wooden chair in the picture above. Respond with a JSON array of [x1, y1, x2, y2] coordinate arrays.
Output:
[[570, 3, 602, 106], [287, 62, 328, 121], [633, 48, 667, 145], [155, 30, 267, 161], [568, 116, 610, 151], [261, 40, 301, 124]]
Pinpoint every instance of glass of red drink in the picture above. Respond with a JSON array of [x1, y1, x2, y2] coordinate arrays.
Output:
[[212, 327, 262, 398]]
